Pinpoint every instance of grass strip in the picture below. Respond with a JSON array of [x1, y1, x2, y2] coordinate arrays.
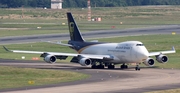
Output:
[[0, 66, 89, 90]]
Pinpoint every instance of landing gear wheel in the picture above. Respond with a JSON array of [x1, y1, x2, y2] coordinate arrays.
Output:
[[125, 65, 128, 69], [99, 65, 105, 69], [120, 65, 123, 69], [108, 65, 115, 69], [93, 64, 104, 69], [91, 61, 105, 69], [135, 65, 140, 71], [120, 64, 128, 69], [91, 65, 97, 69], [135, 67, 140, 71]]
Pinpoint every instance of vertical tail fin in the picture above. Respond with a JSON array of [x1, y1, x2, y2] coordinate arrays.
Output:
[[67, 12, 84, 42]]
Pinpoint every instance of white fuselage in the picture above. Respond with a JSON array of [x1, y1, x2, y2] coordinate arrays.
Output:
[[80, 41, 149, 64]]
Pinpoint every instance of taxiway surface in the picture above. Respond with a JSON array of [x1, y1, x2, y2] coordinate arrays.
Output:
[[0, 25, 180, 45], [0, 59, 180, 93]]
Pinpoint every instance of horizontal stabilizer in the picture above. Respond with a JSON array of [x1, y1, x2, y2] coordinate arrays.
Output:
[[42, 40, 73, 47]]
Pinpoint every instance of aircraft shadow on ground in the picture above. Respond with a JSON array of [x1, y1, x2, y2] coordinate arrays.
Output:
[[36, 64, 160, 71]]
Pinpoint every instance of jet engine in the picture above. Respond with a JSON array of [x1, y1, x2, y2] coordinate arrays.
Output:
[[44, 55, 56, 64], [143, 58, 155, 67], [156, 55, 168, 63], [79, 58, 91, 66]]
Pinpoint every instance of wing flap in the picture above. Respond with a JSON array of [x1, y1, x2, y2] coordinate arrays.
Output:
[[3, 46, 113, 60]]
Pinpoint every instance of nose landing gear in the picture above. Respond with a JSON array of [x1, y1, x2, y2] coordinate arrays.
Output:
[[135, 64, 140, 71]]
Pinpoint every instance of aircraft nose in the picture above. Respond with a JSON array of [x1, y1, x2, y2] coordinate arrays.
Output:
[[138, 51, 149, 60], [141, 52, 148, 59]]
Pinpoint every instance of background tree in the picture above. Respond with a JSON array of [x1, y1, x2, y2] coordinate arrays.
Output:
[[0, 0, 180, 8]]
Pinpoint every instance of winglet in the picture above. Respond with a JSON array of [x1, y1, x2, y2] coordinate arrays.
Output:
[[172, 46, 175, 51], [3, 46, 11, 52]]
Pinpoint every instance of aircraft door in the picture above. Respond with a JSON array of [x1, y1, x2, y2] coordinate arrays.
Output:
[[130, 46, 138, 62]]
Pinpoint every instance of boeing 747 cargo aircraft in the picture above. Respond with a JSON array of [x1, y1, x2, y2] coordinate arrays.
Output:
[[3, 12, 176, 70]]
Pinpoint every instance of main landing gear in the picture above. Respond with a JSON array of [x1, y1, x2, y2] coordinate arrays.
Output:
[[120, 64, 128, 69], [91, 61, 140, 71], [121, 63, 140, 71], [108, 64, 115, 69], [91, 64, 105, 69], [91, 62, 115, 69], [91, 62, 105, 69]]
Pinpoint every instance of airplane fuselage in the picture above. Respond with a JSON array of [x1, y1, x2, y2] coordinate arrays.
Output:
[[72, 41, 149, 64]]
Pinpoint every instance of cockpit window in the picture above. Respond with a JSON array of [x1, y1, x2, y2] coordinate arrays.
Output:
[[136, 44, 144, 46]]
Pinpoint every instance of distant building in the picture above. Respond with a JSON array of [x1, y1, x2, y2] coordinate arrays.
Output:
[[51, 0, 63, 9]]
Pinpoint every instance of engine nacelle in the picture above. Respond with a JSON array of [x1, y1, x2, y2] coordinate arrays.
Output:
[[143, 58, 155, 67], [79, 58, 91, 66], [156, 55, 168, 63], [44, 55, 56, 64]]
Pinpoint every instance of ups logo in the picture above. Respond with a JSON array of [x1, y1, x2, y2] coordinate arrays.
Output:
[[70, 22, 74, 38]]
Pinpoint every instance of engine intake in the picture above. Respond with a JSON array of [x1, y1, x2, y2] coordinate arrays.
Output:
[[156, 55, 168, 63], [143, 58, 155, 67], [44, 55, 56, 64], [79, 58, 91, 66]]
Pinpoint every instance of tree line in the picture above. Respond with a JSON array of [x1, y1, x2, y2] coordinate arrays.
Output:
[[0, 0, 180, 8], [0, 0, 50, 8]]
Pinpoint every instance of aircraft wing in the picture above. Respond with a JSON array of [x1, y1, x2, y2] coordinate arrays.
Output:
[[149, 46, 176, 56], [3, 46, 113, 60]]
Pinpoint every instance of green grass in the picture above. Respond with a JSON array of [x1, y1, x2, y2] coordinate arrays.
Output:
[[0, 6, 180, 37], [0, 66, 89, 90]]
